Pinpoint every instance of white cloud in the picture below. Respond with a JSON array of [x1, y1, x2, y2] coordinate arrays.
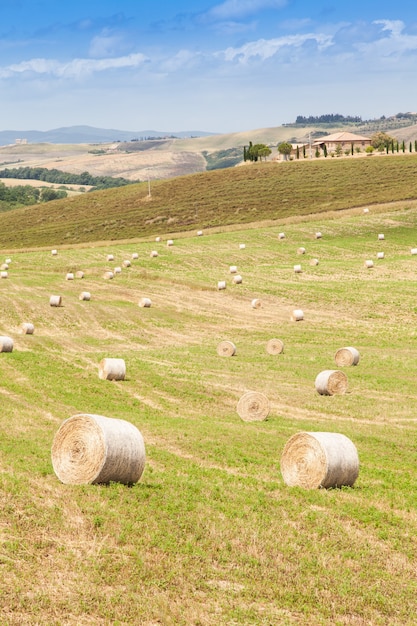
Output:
[[0, 52, 148, 79], [355, 20, 417, 59], [89, 32, 124, 58], [202, 0, 287, 22], [220, 32, 334, 63]]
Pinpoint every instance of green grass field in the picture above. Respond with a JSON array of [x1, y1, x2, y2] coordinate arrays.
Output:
[[1, 199, 417, 624]]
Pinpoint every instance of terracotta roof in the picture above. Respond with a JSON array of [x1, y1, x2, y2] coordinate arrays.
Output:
[[315, 131, 370, 142]]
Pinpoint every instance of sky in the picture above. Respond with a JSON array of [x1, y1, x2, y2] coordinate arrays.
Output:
[[1, 0, 416, 134]]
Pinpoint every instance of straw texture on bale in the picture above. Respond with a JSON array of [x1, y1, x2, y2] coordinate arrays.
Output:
[[21, 322, 34, 335], [239, 243, 246, 249], [334, 347, 360, 367], [139, 297, 152, 308], [79, 291, 91, 301], [378, 233, 385, 240], [364, 260, 374, 268], [229, 265, 237, 274], [297, 247, 306, 255], [237, 391, 270, 422], [266, 338, 284, 355], [103, 271, 114, 279], [66, 273, 74, 280], [114, 267, 122, 274], [280, 431, 359, 489], [217, 280, 226, 290], [123, 260, 131, 268], [315, 232, 322, 239], [377, 252, 384, 259], [1, 271, 8, 279], [309, 258, 319, 266], [150, 250, 158, 257], [132, 252, 139, 259], [291, 309, 304, 321], [0, 336, 14, 352], [51, 413, 146, 485], [315, 370, 348, 395], [75, 271, 84, 279], [233, 274, 242, 284], [49, 295, 62, 307], [251, 298, 261, 309], [98, 358, 126, 381], [294, 264, 302, 273], [107, 254, 114, 261], [278, 232, 285, 239], [217, 340, 236, 357]]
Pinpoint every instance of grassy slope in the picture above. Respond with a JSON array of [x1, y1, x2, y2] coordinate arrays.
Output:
[[1, 205, 417, 624], [1, 153, 417, 249]]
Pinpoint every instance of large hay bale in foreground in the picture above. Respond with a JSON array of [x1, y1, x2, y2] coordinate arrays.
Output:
[[217, 340, 236, 357], [51, 413, 146, 485], [98, 358, 126, 381], [237, 391, 270, 422], [280, 431, 359, 489], [334, 347, 360, 367], [266, 338, 284, 355], [315, 370, 348, 395], [0, 336, 14, 352]]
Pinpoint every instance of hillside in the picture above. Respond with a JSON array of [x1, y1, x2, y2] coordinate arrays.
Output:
[[1, 154, 417, 250]]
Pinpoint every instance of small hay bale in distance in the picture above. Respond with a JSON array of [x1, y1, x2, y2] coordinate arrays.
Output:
[[294, 264, 302, 274], [132, 252, 139, 259], [150, 250, 158, 257], [309, 258, 319, 266], [98, 358, 126, 381], [251, 298, 261, 309], [114, 267, 122, 274], [107, 254, 114, 261], [217, 280, 226, 290], [1, 271, 8, 279], [239, 243, 246, 249], [377, 252, 384, 259], [5, 258, 11, 264], [363, 207, 369, 214], [21, 322, 35, 335], [79, 291, 91, 301], [217, 340, 236, 357], [49, 295, 62, 307], [123, 260, 131, 268], [237, 391, 270, 422], [378, 233, 385, 240], [266, 338, 284, 355], [75, 270, 84, 279], [51, 249, 58, 256], [233, 274, 243, 284], [103, 271, 114, 279], [278, 232, 285, 240], [411, 248, 417, 255], [315, 232, 322, 239], [1, 263, 8, 270], [139, 297, 152, 308], [167, 239, 174, 246], [315, 369, 348, 395], [51, 413, 146, 485], [0, 336, 14, 352], [280, 431, 359, 489], [291, 309, 304, 321], [335, 347, 360, 367], [155, 236, 161, 242], [197, 230, 203, 236], [364, 260, 374, 269], [297, 247, 306, 255], [66, 272, 74, 280], [229, 265, 237, 274]]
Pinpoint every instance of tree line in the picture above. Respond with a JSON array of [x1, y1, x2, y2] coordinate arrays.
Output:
[[0, 167, 133, 190], [0, 182, 67, 213], [294, 114, 363, 125]]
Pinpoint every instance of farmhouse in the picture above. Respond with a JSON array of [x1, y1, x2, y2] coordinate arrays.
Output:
[[313, 131, 371, 153]]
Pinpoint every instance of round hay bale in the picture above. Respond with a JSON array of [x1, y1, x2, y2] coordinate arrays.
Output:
[[411, 248, 417, 255], [363, 207, 369, 213], [114, 267, 122, 274], [334, 347, 360, 367], [107, 254, 114, 261], [377, 252, 384, 259], [167, 239, 174, 246], [79, 291, 91, 301], [251, 298, 261, 309], [239, 243, 246, 249], [280, 431, 359, 489], [197, 230, 203, 236], [364, 259, 374, 269], [266, 338, 284, 355], [233, 274, 242, 284], [51, 413, 146, 485], [294, 264, 302, 273], [150, 250, 158, 257], [291, 309, 304, 321], [278, 232, 285, 240], [309, 258, 319, 266], [315, 232, 322, 239], [103, 271, 114, 279], [0, 336, 14, 352], [378, 233, 385, 240], [5, 258, 11, 264], [217, 340, 236, 357], [297, 247, 306, 255], [217, 280, 226, 290], [315, 370, 348, 395], [98, 358, 126, 381], [139, 297, 152, 308], [155, 236, 161, 242], [51, 249, 58, 256], [66, 272, 74, 281], [229, 265, 237, 274], [49, 295, 62, 307], [1, 263, 9, 270], [237, 391, 270, 422], [21, 322, 34, 335], [1, 271, 8, 279], [123, 260, 131, 268], [132, 252, 139, 259], [75, 271, 84, 279]]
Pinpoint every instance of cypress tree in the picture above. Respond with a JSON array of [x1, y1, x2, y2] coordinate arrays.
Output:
[[402, 140, 405, 153], [296, 146, 300, 159], [410, 142, 412, 153]]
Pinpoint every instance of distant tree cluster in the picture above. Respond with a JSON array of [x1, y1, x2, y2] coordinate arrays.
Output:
[[243, 142, 272, 162], [0, 181, 67, 213], [0, 167, 133, 190], [294, 114, 362, 125]]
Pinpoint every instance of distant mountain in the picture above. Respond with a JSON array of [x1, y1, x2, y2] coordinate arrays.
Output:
[[0, 125, 216, 146]]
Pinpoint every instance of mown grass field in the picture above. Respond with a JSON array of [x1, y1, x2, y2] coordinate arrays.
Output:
[[1, 199, 417, 624]]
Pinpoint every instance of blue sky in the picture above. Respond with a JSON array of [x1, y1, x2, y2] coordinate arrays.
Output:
[[1, 0, 416, 133]]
